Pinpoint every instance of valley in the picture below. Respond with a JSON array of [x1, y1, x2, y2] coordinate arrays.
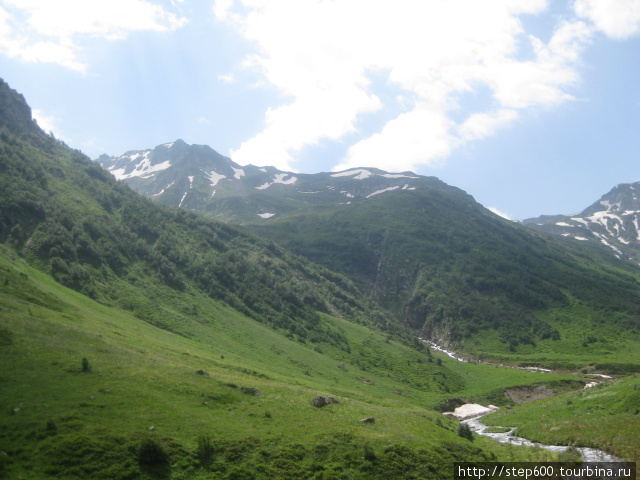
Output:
[[1, 77, 639, 478]]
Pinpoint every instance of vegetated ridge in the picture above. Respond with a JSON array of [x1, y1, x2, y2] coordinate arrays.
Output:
[[100, 139, 640, 369]]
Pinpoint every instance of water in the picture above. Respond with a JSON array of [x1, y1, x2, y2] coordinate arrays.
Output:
[[461, 412, 623, 462]]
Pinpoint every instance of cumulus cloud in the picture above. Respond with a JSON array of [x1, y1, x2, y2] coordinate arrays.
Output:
[[0, 0, 186, 72], [574, 0, 640, 40], [215, 0, 601, 172]]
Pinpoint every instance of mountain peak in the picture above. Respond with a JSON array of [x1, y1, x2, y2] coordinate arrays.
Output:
[[96, 140, 456, 222], [524, 180, 640, 263], [0, 78, 38, 136]]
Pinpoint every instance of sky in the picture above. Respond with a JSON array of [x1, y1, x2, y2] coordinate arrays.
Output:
[[0, 0, 639, 220]]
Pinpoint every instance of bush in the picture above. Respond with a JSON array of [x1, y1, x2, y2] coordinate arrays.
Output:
[[81, 357, 91, 372], [137, 438, 169, 467], [457, 423, 473, 441], [196, 435, 215, 464]]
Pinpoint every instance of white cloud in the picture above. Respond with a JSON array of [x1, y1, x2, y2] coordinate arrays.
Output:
[[334, 104, 454, 172], [32, 108, 57, 134], [215, 0, 599, 172], [458, 109, 518, 142], [488, 207, 514, 220], [0, 0, 186, 72], [574, 0, 640, 40], [32, 108, 72, 143]]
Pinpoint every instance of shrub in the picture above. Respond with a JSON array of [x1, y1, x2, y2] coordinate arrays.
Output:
[[81, 357, 91, 372], [137, 438, 168, 467], [196, 435, 215, 464], [457, 423, 473, 441]]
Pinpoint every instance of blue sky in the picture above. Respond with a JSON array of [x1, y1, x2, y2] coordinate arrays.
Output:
[[1, 0, 639, 219]]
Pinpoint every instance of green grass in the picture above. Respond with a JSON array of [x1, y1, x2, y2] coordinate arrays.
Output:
[[0, 247, 587, 479]]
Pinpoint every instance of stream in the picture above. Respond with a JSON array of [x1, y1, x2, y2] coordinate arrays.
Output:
[[422, 339, 622, 461], [461, 412, 623, 462]]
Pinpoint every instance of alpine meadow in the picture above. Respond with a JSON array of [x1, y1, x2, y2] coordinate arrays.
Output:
[[1, 70, 639, 480]]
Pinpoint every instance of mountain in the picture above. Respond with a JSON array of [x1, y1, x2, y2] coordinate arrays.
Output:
[[3, 78, 640, 475], [97, 142, 428, 224], [523, 181, 640, 264], [6, 77, 617, 479], [0, 76, 504, 479], [98, 140, 640, 368]]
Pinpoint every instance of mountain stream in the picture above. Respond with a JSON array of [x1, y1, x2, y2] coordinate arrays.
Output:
[[461, 412, 622, 462], [423, 339, 622, 461]]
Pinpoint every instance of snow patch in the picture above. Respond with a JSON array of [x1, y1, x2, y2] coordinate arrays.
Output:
[[331, 169, 372, 180], [556, 222, 573, 227], [574, 236, 589, 241], [109, 152, 171, 180], [592, 232, 623, 255], [258, 213, 275, 219], [340, 191, 355, 198], [151, 181, 175, 197], [380, 173, 418, 179], [366, 186, 400, 198], [402, 184, 416, 191], [571, 217, 589, 226], [188, 176, 195, 189], [204, 170, 226, 187], [178, 191, 188, 208], [232, 167, 245, 179], [162, 142, 175, 148], [255, 173, 298, 190], [444, 404, 498, 420]]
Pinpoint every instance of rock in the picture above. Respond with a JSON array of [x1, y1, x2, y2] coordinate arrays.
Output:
[[149, 426, 155, 431], [311, 396, 340, 408], [195, 369, 210, 376], [240, 386, 261, 396], [360, 417, 375, 424]]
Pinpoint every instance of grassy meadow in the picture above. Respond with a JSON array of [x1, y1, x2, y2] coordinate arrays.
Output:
[[0, 245, 589, 479]]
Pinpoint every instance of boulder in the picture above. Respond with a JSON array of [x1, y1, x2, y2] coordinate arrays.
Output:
[[240, 386, 261, 396], [311, 396, 340, 408], [360, 417, 375, 424]]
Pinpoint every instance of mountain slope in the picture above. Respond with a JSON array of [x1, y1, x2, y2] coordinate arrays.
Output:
[[1, 80, 403, 350], [97, 142, 427, 224], [0, 78, 592, 478], [523, 181, 640, 264], [99, 140, 640, 367]]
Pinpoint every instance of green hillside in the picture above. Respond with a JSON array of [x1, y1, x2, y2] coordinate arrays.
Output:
[[0, 232, 581, 479], [249, 190, 640, 369]]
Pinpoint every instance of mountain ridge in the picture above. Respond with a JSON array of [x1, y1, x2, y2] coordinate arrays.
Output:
[[96, 140, 454, 224], [524, 180, 640, 264], [97, 139, 640, 365]]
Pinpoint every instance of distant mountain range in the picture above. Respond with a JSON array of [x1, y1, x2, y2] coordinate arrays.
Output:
[[97, 140, 430, 224], [524, 182, 640, 264]]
